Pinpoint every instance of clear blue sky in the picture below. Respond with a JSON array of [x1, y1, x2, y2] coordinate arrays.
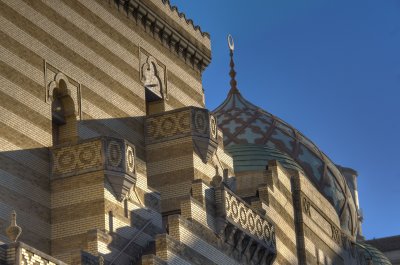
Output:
[[170, 0, 400, 239]]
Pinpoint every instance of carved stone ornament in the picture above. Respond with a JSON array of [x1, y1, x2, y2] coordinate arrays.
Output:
[[5, 210, 22, 242], [302, 196, 311, 217], [140, 51, 167, 100], [210, 115, 217, 139], [126, 145, 135, 174], [331, 224, 341, 244], [45, 62, 82, 119], [141, 56, 162, 97]]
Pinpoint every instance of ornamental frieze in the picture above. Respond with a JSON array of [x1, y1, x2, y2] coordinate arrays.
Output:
[[51, 137, 136, 200], [224, 189, 275, 247], [145, 107, 218, 162]]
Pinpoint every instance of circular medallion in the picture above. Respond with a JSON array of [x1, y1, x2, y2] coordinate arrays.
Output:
[[225, 196, 230, 211], [58, 150, 75, 168], [210, 115, 217, 139], [248, 212, 255, 232], [263, 223, 271, 241], [107, 141, 122, 167], [126, 145, 135, 173], [194, 111, 207, 134], [161, 117, 175, 134], [239, 204, 247, 225], [79, 147, 96, 164], [256, 217, 263, 237], [231, 199, 239, 219]]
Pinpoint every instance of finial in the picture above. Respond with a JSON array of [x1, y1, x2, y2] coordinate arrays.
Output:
[[227, 34, 239, 94], [5, 210, 22, 242], [211, 166, 223, 187], [99, 255, 104, 265]]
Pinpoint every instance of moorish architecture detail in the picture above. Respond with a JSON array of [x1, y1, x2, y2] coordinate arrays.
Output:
[[0, 0, 395, 265], [140, 49, 167, 100], [46, 62, 82, 120], [113, 0, 211, 73]]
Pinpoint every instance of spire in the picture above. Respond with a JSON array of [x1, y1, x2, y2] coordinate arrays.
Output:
[[228, 34, 240, 94]]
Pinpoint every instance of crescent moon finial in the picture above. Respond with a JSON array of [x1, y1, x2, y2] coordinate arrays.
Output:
[[227, 34, 239, 94], [228, 34, 234, 51]]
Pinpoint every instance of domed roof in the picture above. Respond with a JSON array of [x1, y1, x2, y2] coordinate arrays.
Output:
[[226, 144, 304, 173], [356, 242, 392, 265], [213, 89, 358, 238]]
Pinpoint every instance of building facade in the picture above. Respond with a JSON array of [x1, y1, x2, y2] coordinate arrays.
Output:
[[0, 0, 394, 264]]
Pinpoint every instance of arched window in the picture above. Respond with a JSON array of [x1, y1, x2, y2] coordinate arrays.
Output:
[[51, 79, 78, 145]]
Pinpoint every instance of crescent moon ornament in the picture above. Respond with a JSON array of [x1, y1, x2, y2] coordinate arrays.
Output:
[[228, 34, 234, 51]]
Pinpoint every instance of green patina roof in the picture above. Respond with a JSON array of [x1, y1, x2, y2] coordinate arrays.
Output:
[[213, 89, 359, 238], [225, 144, 304, 173], [357, 242, 392, 265]]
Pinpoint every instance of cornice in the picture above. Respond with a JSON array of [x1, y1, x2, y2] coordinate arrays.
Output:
[[111, 0, 211, 73], [160, 0, 210, 39]]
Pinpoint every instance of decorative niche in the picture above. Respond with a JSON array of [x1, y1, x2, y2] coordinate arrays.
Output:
[[45, 61, 81, 145], [44, 61, 82, 120], [139, 48, 168, 115]]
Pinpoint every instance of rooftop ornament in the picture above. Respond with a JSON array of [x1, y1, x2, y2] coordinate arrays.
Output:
[[228, 34, 240, 95], [5, 210, 22, 242]]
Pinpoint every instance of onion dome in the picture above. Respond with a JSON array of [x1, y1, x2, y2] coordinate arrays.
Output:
[[226, 144, 304, 174], [212, 35, 358, 238], [356, 242, 392, 265]]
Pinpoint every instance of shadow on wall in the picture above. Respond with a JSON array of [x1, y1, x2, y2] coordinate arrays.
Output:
[[103, 187, 163, 265], [0, 147, 51, 254]]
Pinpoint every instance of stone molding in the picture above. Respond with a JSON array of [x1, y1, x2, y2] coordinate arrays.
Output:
[[111, 0, 211, 73], [301, 193, 343, 246]]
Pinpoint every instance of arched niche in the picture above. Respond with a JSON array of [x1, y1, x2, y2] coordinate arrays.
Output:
[[48, 73, 78, 145]]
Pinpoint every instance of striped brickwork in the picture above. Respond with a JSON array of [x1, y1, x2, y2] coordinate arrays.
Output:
[[51, 171, 105, 263], [145, 107, 233, 214], [291, 171, 359, 265], [0, 0, 209, 261], [256, 162, 299, 265]]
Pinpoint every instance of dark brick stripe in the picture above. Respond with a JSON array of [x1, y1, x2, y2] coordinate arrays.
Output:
[[0, 153, 49, 190], [0, 1, 145, 112], [0, 216, 50, 252], [0, 30, 43, 70], [148, 168, 194, 187], [0, 120, 45, 150], [22, 0, 139, 83], [146, 142, 193, 163], [164, 235, 218, 265], [51, 172, 103, 193], [303, 225, 344, 264], [81, 84, 144, 135], [80, 113, 145, 159], [75, 0, 204, 105], [168, 71, 203, 106], [91, 0, 202, 80], [274, 225, 297, 262], [51, 233, 87, 255], [51, 199, 105, 224], [0, 90, 50, 132], [166, 94, 186, 109], [0, 60, 43, 100], [0, 185, 50, 222]]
